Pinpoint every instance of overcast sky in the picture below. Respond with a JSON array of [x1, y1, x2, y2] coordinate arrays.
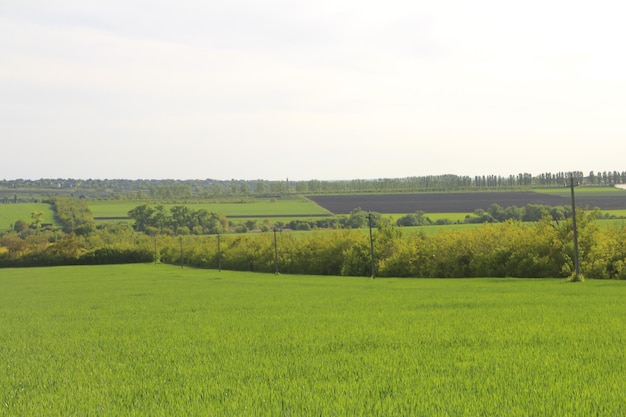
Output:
[[1, 1, 625, 181]]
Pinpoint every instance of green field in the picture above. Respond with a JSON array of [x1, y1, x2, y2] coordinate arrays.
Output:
[[2, 264, 626, 416], [0, 203, 56, 230], [88, 198, 332, 219], [386, 212, 468, 223]]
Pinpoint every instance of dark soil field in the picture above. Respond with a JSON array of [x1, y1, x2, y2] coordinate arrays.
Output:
[[308, 192, 626, 214]]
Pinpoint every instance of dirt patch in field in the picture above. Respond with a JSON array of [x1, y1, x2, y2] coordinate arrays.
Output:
[[308, 192, 626, 214]]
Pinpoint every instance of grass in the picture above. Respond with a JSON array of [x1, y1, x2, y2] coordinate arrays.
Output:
[[0, 203, 56, 231], [602, 209, 626, 217], [88, 198, 332, 219], [385, 212, 469, 224], [399, 223, 484, 234], [426, 212, 468, 221], [2, 264, 626, 416], [598, 218, 626, 229]]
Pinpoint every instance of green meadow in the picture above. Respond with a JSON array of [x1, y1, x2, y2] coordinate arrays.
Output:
[[88, 198, 332, 218], [2, 264, 626, 416], [386, 212, 468, 224], [0, 203, 56, 230]]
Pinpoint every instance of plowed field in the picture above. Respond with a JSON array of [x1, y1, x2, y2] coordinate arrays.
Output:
[[308, 192, 626, 214]]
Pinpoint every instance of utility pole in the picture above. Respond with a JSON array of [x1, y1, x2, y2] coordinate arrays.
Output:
[[368, 212, 375, 279], [569, 173, 581, 280]]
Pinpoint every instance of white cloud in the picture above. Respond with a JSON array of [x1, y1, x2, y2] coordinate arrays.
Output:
[[1, 0, 625, 180]]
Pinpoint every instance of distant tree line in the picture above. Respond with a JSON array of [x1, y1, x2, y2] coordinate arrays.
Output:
[[51, 198, 96, 235], [126, 205, 388, 234], [127, 204, 228, 235], [463, 204, 572, 224], [2, 170, 625, 200]]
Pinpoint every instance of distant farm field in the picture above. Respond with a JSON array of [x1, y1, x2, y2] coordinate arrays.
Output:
[[605, 209, 626, 217], [386, 212, 468, 224], [2, 264, 626, 416], [0, 203, 56, 230], [308, 190, 626, 214], [88, 198, 332, 220]]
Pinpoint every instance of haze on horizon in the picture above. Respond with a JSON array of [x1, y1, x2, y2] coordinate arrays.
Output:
[[1, 1, 625, 182]]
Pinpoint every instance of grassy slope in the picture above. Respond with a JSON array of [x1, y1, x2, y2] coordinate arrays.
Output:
[[2, 264, 626, 416]]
